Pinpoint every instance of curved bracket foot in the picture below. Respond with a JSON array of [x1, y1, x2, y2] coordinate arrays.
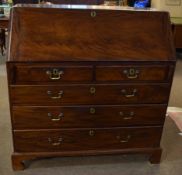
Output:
[[149, 148, 162, 164]]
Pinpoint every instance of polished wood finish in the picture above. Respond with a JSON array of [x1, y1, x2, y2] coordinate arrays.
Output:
[[149, 148, 162, 164], [10, 84, 170, 105], [11, 154, 25, 171], [8, 5, 175, 62], [96, 65, 170, 82], [8, 63, 174, 84], [11, 148, 162, 170], [174, 24, 182, 49], [7, 5, 176, 170], [14, 127, 162, 152], [12, 64, 93, 83], [12, 105, 167, 129]]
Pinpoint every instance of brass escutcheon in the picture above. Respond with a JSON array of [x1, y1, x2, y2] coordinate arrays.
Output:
[[90, 107, 96, 114], [90, 87, 96, 94], [89, 130, 95, 136], [91, 11, 96, 17]]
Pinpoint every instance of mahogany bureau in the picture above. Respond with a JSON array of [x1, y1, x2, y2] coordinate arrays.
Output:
[[6, 5, 176, 170]]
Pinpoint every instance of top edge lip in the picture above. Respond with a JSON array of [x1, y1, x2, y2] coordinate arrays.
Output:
[[12, 4, 163, 12]]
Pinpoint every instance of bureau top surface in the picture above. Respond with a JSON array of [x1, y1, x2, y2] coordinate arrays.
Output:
[[7, 5, 175, 62]]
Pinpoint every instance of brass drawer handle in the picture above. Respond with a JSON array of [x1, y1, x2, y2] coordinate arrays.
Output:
[[46, 69, 64, 80], [89, 130, 95, 136], [48, 137, 63, 146], [47, 90, 63, 99], [123, 68, 139, 79], [90, 87, 96, 94], [90, 107, 96, 114], [121, 89, 137, 98], [116, 135, 131, 143], [119, 111, 134, 120], [48, 112, 64, 121]]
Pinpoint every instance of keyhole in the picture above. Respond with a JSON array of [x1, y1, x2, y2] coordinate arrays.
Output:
[[129, 69, 135, 75], [91, 11, 96, 18]]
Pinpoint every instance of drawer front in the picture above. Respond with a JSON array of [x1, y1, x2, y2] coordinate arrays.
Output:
[[12, 105, 167, 129], [10, 84, 170, 105], [96, 65, 170, 82], [12, 65, 93, 84], [14, 127, 162, 152]]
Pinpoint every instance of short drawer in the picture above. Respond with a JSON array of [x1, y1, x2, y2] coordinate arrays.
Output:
[[10, 84, 170, 105], [96, 65, 171, 82], [12, 105, 167, 129], [9, 64, 93, 84], [14, 127, 162, 152]]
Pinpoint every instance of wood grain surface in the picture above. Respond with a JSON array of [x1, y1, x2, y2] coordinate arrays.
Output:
[[6, 5, 176, 169], [10, 84, 171, 105], [8, 5, 175, 61], [12, 104, 167, 129], [14, 127, 162, 152]]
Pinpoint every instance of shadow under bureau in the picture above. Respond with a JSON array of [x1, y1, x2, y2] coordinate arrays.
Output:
[[6, 5, 176, 170]]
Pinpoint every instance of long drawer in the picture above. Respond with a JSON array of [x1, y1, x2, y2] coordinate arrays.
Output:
[[10, 84, 170, 105], [14, 127, 162, 152], [12, 105, 167, 129]]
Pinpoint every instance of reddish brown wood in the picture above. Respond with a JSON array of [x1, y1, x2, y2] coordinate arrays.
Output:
[[10, 84, 170, 105], [96, 65, 170, 82], [13, 127, 162, 152], [13, 64, 93, 83], [149, 148, 162, 164], [8, 5, 175, 62], [174, 24, 182, 49], [7, 62, 175, 85], [7, 6, 176, 170], [12, 105, 167, 129], [12, 154, 26, 170], [11, 147, 162, 170]]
